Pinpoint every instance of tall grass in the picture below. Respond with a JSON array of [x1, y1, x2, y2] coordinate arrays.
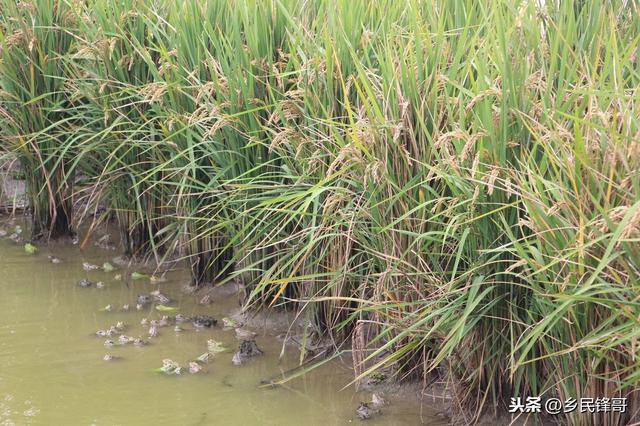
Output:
[[1, 0, 639, 423]]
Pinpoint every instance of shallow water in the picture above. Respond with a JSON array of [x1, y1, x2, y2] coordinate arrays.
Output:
[[0, 222, 444, 425]]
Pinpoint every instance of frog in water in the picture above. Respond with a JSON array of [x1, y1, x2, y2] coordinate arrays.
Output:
[[136, 294, 152, 306], [77, 278, 93, 288], [192, 315, 217, 328]]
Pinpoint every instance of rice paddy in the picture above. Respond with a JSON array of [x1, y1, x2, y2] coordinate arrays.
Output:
[[1, 1, 639, 424]]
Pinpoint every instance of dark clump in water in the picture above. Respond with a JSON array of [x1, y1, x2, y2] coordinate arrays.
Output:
[[192, 315, 217, 328], [232, 339, 263, 365]]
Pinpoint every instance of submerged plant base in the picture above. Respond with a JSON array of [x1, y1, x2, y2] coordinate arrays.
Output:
[[30, 196, 75, 241], [187, 234, 235, 287]]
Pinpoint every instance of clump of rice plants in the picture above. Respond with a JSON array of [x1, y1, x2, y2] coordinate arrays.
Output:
[[70, 0, 172, 259], [145, 0, 297, 286], [0, 0, 78, 239]]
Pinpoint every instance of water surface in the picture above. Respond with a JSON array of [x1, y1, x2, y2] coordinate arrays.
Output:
[[0, 221, 443, 425]]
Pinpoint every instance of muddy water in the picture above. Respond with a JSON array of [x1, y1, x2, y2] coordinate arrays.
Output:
[[0, 223, 444, 425]]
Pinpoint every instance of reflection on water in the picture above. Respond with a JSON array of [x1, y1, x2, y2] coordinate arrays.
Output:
[[0, 222, 443, 425]]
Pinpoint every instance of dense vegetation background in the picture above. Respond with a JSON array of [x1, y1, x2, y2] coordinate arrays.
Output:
[[1, 1, 638, 424]]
